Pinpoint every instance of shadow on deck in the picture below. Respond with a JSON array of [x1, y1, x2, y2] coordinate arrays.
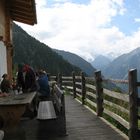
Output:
[[4, 95, 127, 140]]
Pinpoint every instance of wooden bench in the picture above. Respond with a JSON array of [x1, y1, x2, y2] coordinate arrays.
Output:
[[0, 130, 4, 140], [37, 84, 67, 136]]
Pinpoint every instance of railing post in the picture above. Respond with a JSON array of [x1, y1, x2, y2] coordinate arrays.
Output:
[[60, 92, 67, 135], [72, 71, 76, 98], [81, 72, 86, 105], [128, 69, 138, 140], [57, 73, 62, 89], [95, 71, 103, 117]]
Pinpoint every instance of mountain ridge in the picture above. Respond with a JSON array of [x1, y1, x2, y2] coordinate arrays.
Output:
[[12, 23, 81, 75], [91, 55, 111, 70], [54, 49, 96, 76], [103, 47, 140, 80]]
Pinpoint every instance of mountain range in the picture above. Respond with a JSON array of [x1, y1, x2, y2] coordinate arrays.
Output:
[[103, 47, 140, 80], [91, 55, 111, 70], [54, 49, 96, 76], [13, 23, 140, 82]]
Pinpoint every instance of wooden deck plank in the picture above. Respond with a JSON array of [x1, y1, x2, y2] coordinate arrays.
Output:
[[63, 95, 126, 140], [4, 94, 127, 140]]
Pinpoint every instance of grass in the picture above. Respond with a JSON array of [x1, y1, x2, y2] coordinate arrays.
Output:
[[103, 113, 128, 135], [104, 104, 129, 121], [85, 99, 97, 112]]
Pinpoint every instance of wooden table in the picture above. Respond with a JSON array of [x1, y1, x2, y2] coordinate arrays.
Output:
[[0, 92, 36, 129]]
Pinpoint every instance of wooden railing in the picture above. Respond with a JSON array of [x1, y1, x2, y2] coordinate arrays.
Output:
[[49, 69, 140, 140], [49, 83, 67, 136]]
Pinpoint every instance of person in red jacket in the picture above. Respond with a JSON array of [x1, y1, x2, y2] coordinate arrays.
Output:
[[17, 64, 37, 93]]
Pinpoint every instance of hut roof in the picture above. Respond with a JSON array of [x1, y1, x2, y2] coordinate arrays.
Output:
[[9, 0, 37, 25]]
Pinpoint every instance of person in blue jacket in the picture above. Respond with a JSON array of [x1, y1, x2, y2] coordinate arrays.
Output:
[[37, 70, 50, 98]]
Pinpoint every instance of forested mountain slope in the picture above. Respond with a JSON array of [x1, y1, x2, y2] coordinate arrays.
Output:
[[12, 24, 81, 75]]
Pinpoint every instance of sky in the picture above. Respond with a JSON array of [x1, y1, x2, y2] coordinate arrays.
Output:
[[16, 0, 140, 61]]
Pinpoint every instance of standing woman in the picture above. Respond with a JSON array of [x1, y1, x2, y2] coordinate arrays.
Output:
[[22, 64, 37, 93], [0, 74, 11, 93], [17, 64, 37, 93]]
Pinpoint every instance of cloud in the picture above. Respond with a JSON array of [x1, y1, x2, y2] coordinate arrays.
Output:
[[54, 0, 69, 2], [134, 18, 140, 23], [16, 0, 140, 61], [36, 0, 47, 8]]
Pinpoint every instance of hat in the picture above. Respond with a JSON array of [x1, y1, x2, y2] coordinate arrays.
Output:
[[2, 74, 7, 78], [18, 63, 24, 71], [23, 64, 30, 72]]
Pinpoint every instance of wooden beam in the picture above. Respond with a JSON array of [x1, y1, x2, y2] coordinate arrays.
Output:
[[8, 0, 37, 24], [81, 72, 86, 105], [10, 3, 32, 11], [72, 72, 76, 98], [11, 0, 32, 5], [10, 0, 32, 8], [12, 17, 34, 25], [104, 88, 129, 102], [128, 69, 138, 140], [10, 9, 34, 17], [104, 108, 129, 129], [11, 12, 34, 20], [95, 71, 104, 117], [10, 7, 35, 22]]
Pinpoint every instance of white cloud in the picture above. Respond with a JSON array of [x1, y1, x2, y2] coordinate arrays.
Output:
[[134, 18, 140, 23], [36, 0, 47, 8], [16, 0, 140, 61], [54, 0, 69, 2]]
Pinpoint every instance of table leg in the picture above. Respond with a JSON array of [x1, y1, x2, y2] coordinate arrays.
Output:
[[0, 105, 26, 129]]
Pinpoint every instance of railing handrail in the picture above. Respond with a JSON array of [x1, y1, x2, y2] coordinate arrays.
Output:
[[103, 78, 129, 84], [50, 69, 140, 140]]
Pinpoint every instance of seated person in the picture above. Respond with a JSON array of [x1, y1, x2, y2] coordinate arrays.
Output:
[[37, 70, 50, 99], [0, 74, 11, 93]]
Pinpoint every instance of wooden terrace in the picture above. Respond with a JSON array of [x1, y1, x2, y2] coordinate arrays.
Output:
[[2, 69, 140, 140], [4, 94, 126, 140]]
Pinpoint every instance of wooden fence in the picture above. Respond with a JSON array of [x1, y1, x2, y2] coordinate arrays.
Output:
[[49, 69, 140, 140]]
